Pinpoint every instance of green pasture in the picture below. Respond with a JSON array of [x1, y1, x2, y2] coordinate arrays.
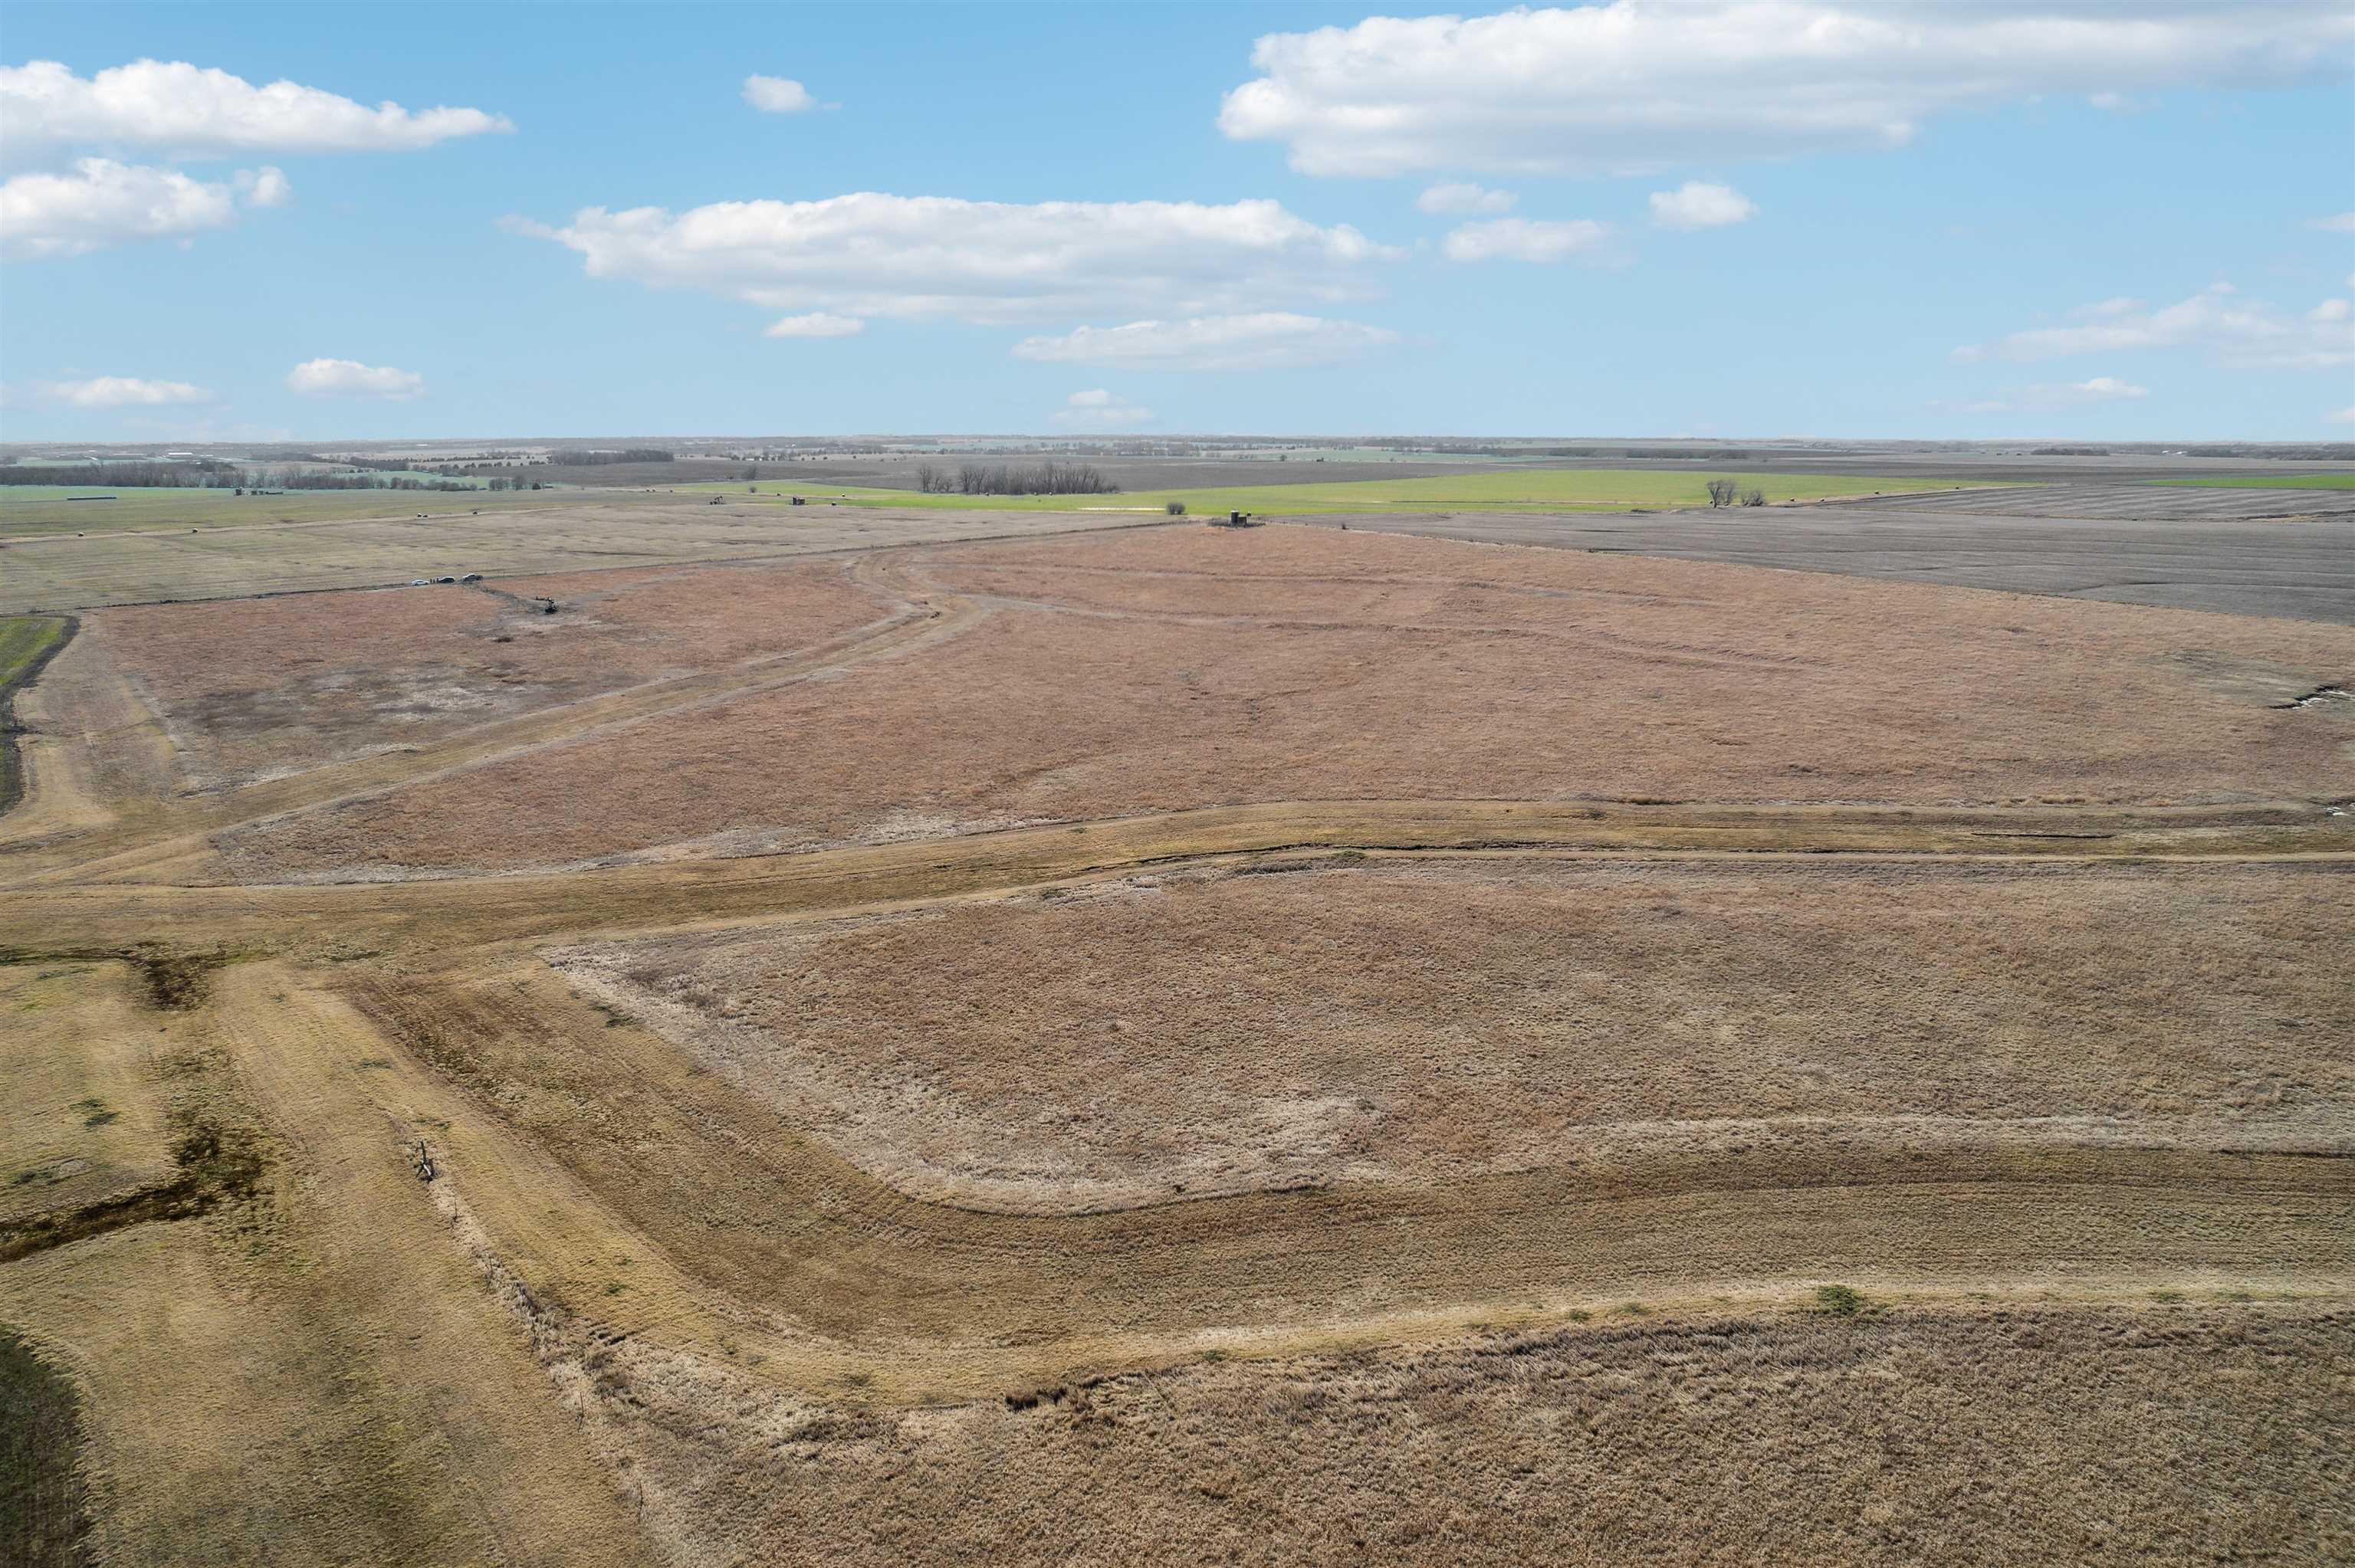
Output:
[[0, 485, 564, 537], [686, 467, 2002, 516]]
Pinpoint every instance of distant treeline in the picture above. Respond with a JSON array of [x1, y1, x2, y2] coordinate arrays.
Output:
[[549, 448, 675, 464], [0, 462, 521, 492], [250, 472, 523, 491], [912, 461, 1119, 495], [2174, 444, 2354, 461], [2, 461, 234, 487]]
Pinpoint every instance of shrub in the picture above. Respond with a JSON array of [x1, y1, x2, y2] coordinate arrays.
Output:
[[1166, 500, 1187, 515], [1815, 1284, 1869, 1317], [1740, 487, 1767, 507]]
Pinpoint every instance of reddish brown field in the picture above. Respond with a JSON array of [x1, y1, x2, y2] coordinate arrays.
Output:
[[222, 524, 2353, 881], [94, 559, 897, 790], [555, 858, 2353, 1212]]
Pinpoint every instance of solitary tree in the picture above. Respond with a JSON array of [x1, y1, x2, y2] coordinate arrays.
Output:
[[1706, 478, 1738, 507]]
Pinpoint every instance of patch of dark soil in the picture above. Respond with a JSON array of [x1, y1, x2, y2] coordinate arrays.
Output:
[[0, 1123, 267, 1265], [127, 946, 231, 1011], [0, 1327, 93, 1567]]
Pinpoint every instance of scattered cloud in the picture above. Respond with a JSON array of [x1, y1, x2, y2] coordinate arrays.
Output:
[[1218, 3, 2351, 176], [285, 358, 425, 399], [1049, 388, 1155, 428], [1442, 217, 1611, 263], [1955, 284, 2355, 370], [512, 193, 1397, 325], [1416, 182, 1516, 215], [765, 311, 865, 338], [0, 58, 511, 157], [2325, 405, 2355, 425], [1648, 181, 1756, 230], [0, 157, 289, 258], [1012, 311, 1399, 371], [235, 166, 292, 207], [37, 376, 214, 408], [742, 75, 823, 113], [2085, 91, 2145, 113], [2309, 212, 2355, 234], [1955, 376, 2151, 413]]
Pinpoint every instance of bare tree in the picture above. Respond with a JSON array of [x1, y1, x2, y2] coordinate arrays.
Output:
[[1706, 478, 1738, 507], [946, 461, 1119, 496]]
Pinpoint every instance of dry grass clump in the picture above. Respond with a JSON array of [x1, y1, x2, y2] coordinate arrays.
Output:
[[555, 858, 2353, 1210], [95, 560, 892, 790], [222, 526, 2351, 880], [573, 1304, 2355, 1566]]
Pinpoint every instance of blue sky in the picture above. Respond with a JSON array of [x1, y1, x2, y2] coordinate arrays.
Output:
[[2, 1, 2350, 441]]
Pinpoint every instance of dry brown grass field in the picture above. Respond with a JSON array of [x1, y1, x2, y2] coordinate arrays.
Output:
[[550, 858, 2353, 1212], [94, 560, 899, 789], [2, 512, 2350, 1566], [209, 526, 2351, 881]]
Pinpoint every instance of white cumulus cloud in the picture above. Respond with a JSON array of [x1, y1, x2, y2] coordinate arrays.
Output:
[[1952, 377, 2150, 414], [742, 75, 822, 113], [285, 358, 425, 399], [2324, 405, 2355, 425], [1648, 181, 1756, 229], [1416, 182, 1516, 215], [38, 376, 214, 408], [1049, 389, 1155, 428], [765, 311, 865, 338], [2309, 212, 2355, 234], [0, 58, 511, 156], [0, 157, 289, 258], [1442, 217, 1611, 263], [1012, 312, 1399, 372], [1955, 284, 2355, 370], [511, 193, 1397, 326], [1218, 3, 2353, 176]]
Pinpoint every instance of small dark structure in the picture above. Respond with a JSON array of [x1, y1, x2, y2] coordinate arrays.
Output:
[[1210, 510, 1262, 528], [790, 495, 807, 506]]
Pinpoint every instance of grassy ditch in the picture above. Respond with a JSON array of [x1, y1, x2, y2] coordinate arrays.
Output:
[[0, 616, 71, 815], [0, 1327, 92, 1566]]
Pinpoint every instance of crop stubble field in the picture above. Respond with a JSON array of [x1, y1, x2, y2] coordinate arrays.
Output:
[[2, 497, 2351, 1566]]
